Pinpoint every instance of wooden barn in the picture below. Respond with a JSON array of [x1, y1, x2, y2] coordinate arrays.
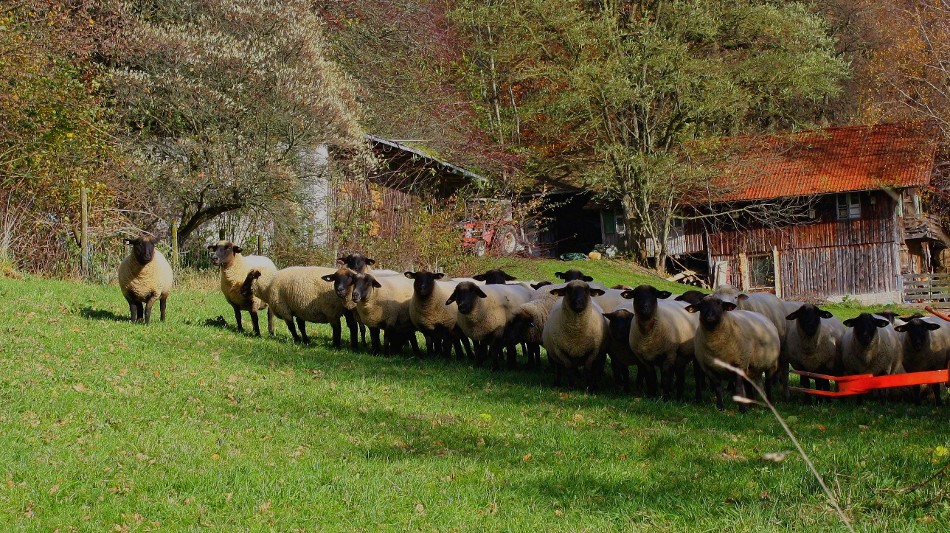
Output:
[[653, 123, 944, 304]]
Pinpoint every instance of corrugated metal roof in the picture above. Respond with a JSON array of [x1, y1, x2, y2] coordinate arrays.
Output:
[[713, 122, 938, 202]]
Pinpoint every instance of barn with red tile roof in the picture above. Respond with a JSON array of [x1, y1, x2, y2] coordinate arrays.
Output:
[[655, 122, 943, 304]]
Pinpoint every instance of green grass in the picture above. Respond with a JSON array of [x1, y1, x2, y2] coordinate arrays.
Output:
[[467, 257, 692, 293], [1, 274, 947, 531]]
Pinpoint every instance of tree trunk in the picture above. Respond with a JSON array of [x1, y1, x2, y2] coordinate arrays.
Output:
[[177, 202, 244, 245], [621, 194, 648, 265]]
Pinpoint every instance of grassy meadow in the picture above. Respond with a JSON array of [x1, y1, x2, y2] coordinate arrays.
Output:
[[0, 260, 947, 531]]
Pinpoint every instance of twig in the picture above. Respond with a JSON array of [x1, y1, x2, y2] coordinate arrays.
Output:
[[884, 461, 950, 494], [713, 359, 855, 532]]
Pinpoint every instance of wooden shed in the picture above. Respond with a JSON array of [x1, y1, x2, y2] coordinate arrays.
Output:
[[657, 123, 943, 304]]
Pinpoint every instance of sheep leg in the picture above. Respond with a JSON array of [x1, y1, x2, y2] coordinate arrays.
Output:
[[329, 318, 341, 348], [674, 360, 687, 401], [135, 302, 145, 322], [343, 310, 359, 351], [409, 333, 422, 357], [284, 319, 301, 343], [232, 304, 244, 332], [460, 335, 474, 361], [267, 308, 275, 336], [610, 358, 630, 392], [586, 356, 605, 392], [423, 332, 435, 358], [473, 341, 487, 367], [159, 296, 167, 322], [369, 328, 381, 355], [933, 384, 943, 406], [296, 317, 311, 345], [660, 365, 674, 400], [643, 365, 659, 398], [506, 343, 518, 370], [778, 360, 791, 400], [633, 361, 646, 394], [126, 296, 139, 322], [734, 374, 748, 414], [710, 376, 725, 411], [249, 309, 262, 336], [143, 295, 157, 325]]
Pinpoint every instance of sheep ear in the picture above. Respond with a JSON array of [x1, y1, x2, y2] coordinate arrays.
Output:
[[843, 318, 855, 327], [737, 293, 749, 301], [445, 291, 457, 305], [434, 273, 445, 279], [232, 246, 242, 254], [581, 275, 594, 282], [124, 238, 135, 245], [337, 256, 347, 263], [927, 322, 942, 331], [207, 244, 216, 251], [531, 281, 551, 289], [554, 272, 566, 279], [371, 279, 382, 288], [620, 290, 634, 300], [786, 307, 802, 321], [590, 288, 605, 297], [366, 258, 375, 265], [321, 274, 335, 282], [472, 274, 486, 281], [894, 324, 908, 332], [404, 272, 416, 279], [818, 310, 834, 319], [549, 288, 565, 297], [874, 318, 889, 328], [473, 286, 488, 298], [655, 290, 672, 300], [685, 304, 699, 313], [722, 302, 738, 312], [504, 273, 517, 281]]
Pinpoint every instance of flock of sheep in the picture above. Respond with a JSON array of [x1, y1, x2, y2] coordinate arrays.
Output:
[[117, 235, 949, 410]]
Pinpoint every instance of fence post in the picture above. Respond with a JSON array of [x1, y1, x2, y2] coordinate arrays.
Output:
[[171, 222, 179, 270], [80, 187, 89, 278], [256, 234, 262, 255]]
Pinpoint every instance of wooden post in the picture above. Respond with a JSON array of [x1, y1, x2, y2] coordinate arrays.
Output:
[[772, 245, 782, 298], [219, 228, 225, 241], [171, 222, 179, 270], [256, 234, 262, 255], [80, 187, 89, 277]]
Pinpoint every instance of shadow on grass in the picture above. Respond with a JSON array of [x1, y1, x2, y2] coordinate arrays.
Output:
[[80, 307, 128, 322]]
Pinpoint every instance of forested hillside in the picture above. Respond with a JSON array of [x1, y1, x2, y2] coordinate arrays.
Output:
[[1, 1, 947, 275]]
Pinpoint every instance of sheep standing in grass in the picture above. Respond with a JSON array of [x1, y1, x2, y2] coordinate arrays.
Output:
[[686, 297, 780, 412], [505, 284, 562, 369], [894, 316, 948, 404], [349, 272, 420, 356], [542, 281, 609, 389], [242, 266, 353, 348], [209, 240, 277, 336], [602, 308, 642, 393], [784, 304, 845, 391], [118, 235, 173, 324], [841, 313, 904, 377], [621, 285, 699, 400], [406, 271, 472, 359], [446, 281, 534, 369]]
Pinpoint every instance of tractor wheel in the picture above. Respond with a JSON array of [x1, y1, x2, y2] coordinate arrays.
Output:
[[493, 227, 518, 256]]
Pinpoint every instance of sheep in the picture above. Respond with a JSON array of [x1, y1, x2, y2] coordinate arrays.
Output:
[[117, 235, 173, 324], [242, 266, 355, 349], [621, 285, 699, 400], [337, 253, 375, 273], [840, 313, 904, 377], [674, 290, 706, 305], [592, 288, 630, 314], [784, 304, 845, 392], [894, 316, 950, 405], [602, 308, 644, 393], [208, 240, 276, 336], [504, 285, 562, 369], [555, 269, 593, 282], [349, 272, 420, 356], [333, 254, 399, 346], [542, 281, 610, 389], [685, 296, 780, 412], [473, 269, 517, 284], [446, 281, 535, 369], [405, 271, 472, 360]]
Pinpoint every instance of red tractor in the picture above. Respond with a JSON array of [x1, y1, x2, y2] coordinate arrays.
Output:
[[461, 198, 523, 256]]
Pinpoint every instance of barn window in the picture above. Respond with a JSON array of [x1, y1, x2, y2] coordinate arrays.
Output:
[[748, 255, 775, 290], [836, 192, 861, 220]]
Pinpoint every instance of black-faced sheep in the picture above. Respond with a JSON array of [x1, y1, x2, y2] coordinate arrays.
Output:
[[117, 235, 173, 324], [473, 269, 517, 285], [541, 281, 609, 390], [446, 281, 534, 369], [622, 285, 699, 400], [405, 271, 472, 360], [349, 272, 420, 356], [602, 308, 644, 393], [784, 304, 845, 391], [686, 297, 780, 412], [209, 240, 276, 336], [841, 313, 903, 377], [555, 269, 593, 283], [894, 316, 949, 405], [674, 290, 706, 305], [242, 266, 354, 349]]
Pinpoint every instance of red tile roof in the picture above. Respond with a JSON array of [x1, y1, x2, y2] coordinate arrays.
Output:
[[712, 122, 939, 202]]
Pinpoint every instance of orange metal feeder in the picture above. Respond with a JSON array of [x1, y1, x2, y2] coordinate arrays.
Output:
[[790, 369, 950, 397]]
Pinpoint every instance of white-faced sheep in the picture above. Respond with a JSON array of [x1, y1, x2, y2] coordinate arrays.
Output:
[[405, 271, 472, 360], [242, 266, 355, 349], [446, 281, 534, 369], [349, 272, 420, 356], [841, 313, 904, 377], [541, 281, 609, 390], [784, 304, 845, 392], [894, 316, 949, 405], [685, 297, 780, 412], [621, 285, 699, 400], [117, 235, 173, 324], [209, 240, 277, 336]]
